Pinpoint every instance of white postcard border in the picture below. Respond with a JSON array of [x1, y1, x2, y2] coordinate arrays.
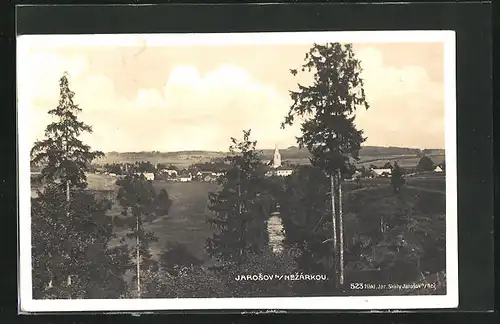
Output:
[[18, 30, 458, 312]]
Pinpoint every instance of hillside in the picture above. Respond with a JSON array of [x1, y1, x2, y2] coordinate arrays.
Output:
[[94, 146, 445, 168]]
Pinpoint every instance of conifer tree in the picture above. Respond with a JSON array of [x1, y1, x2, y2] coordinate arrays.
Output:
[[31, 72, 104, 209], [416, 155, 435, 171], [282, 43, 369, 287], [206, 130, 270, 266], [116, 173, 164, 298], [30, 72, 127, 298]]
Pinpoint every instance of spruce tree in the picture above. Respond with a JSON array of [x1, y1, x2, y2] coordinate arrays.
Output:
[[280, 166, 332, 282], [282, 43, 370, 287], [206, 130, 270, 266], [416, 155, 435, 171], [31, 72, 104, 203], [116, 173, 164, 298], [30, 72, 128, 298]]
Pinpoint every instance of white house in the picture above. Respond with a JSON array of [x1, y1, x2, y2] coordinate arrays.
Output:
[[179, 173, 192, 182], [371, 168, 392, 177], [143, 172, 155, 181], [163, 169, 178, 177], [134, 172, 155, 180], [434, 166, 444, 172], [275, 168, 294, 177], [265, 166, 294, 177]]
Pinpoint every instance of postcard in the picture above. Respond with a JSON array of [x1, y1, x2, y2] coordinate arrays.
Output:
[[18, 30, 457, 312]]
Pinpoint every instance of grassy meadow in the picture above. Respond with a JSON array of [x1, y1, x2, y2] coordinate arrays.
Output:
[[103, 179, 219, 262], [84, 170, 446, 277]]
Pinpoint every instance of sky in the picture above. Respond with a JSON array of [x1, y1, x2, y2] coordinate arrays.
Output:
[[18, 34, 447, 152]]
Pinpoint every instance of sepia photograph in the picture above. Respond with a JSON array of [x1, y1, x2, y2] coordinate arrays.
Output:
[[18, 31, 457, 311]]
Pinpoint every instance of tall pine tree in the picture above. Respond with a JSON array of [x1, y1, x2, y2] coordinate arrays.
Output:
[[30, 72, 128, 298], [206, 130, 270, 266], [31, 72, 104, 204], [115, 173, 164, 298], [282, 43, 369, 287]]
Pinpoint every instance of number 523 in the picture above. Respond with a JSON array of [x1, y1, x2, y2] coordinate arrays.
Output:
[[350, 283, 364, 289]]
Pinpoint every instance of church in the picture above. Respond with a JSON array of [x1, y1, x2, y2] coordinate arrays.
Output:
[[266, 145, 294, 177]]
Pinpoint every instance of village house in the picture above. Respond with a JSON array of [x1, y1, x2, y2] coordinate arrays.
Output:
[[434, 165, 444, 172], [162, 169, 178, 177], [274, 166, 294, 177], [371, 168, 392, 178], [134, 172, 155, 180], [197, 171, 215, 182], [178, 173, 192, 182], [143, 172, 155, 181]]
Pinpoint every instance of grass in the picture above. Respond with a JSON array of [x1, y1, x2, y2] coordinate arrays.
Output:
[[342, 181, 446, 294], [70, 172, 446, 266], [357, 154, 445, 169], [35, 170, 447, 296], [35, 173, 218, 262], [106, 180, 220, 262], [86, 172, 119, 191], [147, 181, 219, 260], [407, 177, 446, 192]]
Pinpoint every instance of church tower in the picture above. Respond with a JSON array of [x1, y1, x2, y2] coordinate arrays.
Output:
[[272, 144, 281, 169]]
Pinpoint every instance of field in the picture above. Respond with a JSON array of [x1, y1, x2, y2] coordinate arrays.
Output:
[[106, 180, 220, 262], [35, 172, 446, 262], [96, 151, 227, 169], [94, 147, 445, 171], [94, 170, 445, 270], [30, 172, 219, 262], [343, 171, 446, 193], [356, 153, 445, 169], [32, 169, 447, 295], [146, 181, 219, 260]]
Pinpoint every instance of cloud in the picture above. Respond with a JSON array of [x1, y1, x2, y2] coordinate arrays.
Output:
[[354, 47, 444, 148], [20, 45, 445, 153], [22, 53, 299, 152]]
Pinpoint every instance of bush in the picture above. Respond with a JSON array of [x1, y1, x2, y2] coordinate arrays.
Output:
[[159, 241, 203, 276], [139, 266, 228, 298]]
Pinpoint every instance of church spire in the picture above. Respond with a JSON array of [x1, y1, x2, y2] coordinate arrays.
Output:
[[272, 143, 281, 169]]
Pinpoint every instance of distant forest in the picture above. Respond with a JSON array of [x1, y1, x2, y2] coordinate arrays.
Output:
[[104, 146, 445, 160]]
